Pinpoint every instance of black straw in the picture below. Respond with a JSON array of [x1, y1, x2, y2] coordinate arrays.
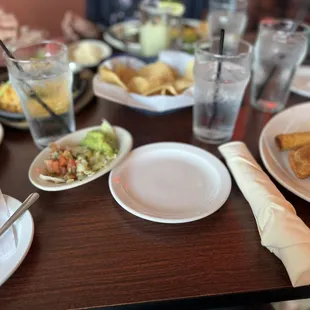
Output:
[[209, 28, 225, 129], [0, 40, 71, 134]]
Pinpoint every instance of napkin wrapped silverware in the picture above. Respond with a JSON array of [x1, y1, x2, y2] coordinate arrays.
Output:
[[219, 141, 310, 287]]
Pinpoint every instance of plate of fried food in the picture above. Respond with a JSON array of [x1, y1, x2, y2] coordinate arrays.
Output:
[[93, 50, 194, 113], [259, 102, 310, 202]]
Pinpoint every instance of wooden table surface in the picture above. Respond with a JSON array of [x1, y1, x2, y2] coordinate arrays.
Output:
[[0, 85, 310, 309]]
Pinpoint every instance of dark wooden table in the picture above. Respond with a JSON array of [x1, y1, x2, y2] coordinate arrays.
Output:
[[0, 85, 310, 310]]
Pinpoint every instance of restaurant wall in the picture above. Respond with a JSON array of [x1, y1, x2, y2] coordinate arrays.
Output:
[[1, 0, 85, 37]]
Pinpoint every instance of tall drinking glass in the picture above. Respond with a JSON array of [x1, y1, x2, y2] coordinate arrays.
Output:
[[251, 19, 308, 113], [193, 39, 252, 144], [4, 41, 75, 149], [208, 0, 248, 53]]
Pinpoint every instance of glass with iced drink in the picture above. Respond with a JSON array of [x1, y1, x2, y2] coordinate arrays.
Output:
[[4, 41, 75, 149], [139, 0, 184, 57], [193, 39, 252, 144]]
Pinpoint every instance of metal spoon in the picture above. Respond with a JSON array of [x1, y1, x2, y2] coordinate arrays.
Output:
[[0, 193, 40, 237]]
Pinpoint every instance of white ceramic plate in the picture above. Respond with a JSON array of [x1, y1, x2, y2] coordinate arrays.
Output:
[[259, 102, 310, 202], [0, 195, 34, 286], [0, 123, 4, 144], [103, 18, 201, 56], [109, 142, 231, 223], [68, 39, 112, 69], [29, 126, 133, 191], [291, 66, 310, 98]]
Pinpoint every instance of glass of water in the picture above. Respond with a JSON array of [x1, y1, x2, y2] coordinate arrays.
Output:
[[251, 19, 308, 113], [193, 39, 252, 144], [4, 41, 75, 149], [208, 0, 248, 53]]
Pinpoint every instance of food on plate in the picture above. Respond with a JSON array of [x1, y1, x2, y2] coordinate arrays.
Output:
[[275, 132, 310, 151], [99, 60, 194, 97], [0, 82, 23, 113], [138, 62, 175, 84], [174, 78, 193, 93], [128, 76, 150, 94], [289, 144, 310, 179], [39, 120, 118, 184], [70, 42, 103, 65], [113, 64, 137, 84], [99, 66, 128, 90]]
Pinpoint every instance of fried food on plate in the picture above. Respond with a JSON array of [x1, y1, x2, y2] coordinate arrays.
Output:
[[98, 59, 194, 96], [128, 76, 150, 94], [0, 82, 23, 113], [174, 78, 193, 94], [99, 66, 128, 90], [113, 63, 137, 84], [138, 62, 175, 84], [275, 132, 310, 151], [289, 144, 310, 179]]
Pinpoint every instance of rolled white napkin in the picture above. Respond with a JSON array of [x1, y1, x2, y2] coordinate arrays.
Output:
[[0, 189, 16, 259], [218, 141, 310, 287]]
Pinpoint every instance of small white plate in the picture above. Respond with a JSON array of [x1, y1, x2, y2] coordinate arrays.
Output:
[[29, 126, 133, 192], [0, 194, 34, 286], [109, 142, 231, 223], [291, 66, 310, 98], [0, 123, 4, 144], [68, 39, 112, 69], [259, 102, 310, 202]]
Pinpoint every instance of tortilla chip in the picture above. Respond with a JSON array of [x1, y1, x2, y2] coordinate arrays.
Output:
[[99, 66, 128, 90], [128, 76, 150, 94], [138, 62, 175, 84], [165, 85, 178, 96], [174, 78, 193, 93], [113, 63, 137, 85]]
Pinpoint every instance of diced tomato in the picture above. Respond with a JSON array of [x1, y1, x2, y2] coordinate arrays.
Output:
[[44, 160, 54, 173], [58, 155, 67, 167], [36, 167, 41, 174], [51, 160, 60, 174], [60, 166, 67, 175]]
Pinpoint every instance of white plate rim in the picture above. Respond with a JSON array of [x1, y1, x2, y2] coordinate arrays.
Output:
[[103, 18, 201, 55], [109, 142, 232, 223], [0, 123, 4, 145], [259, 102, 310, 202], [68, 39, 113, 68], [0, 194, 34, 286], [291, 66, 310, 98], [28, 126, 133, 192]]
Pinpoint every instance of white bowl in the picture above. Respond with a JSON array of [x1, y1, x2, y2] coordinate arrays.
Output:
[[68, 39, 112, 70], [28, 126, 133, 191]]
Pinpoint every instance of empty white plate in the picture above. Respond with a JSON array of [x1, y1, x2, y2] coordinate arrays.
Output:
[[109, 142, 231, 223], [29, 126, 133, 191], [259, 102, 310, 202], [291, 66, 310, 98], [0, 195, 34, 286]]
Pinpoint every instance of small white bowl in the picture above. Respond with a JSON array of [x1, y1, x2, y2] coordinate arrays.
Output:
[[28, 126, 133, 192], [68, 39, 112, 71]]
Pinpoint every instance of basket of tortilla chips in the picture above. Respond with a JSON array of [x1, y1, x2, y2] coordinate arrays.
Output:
[[93, 50, 194, 113]]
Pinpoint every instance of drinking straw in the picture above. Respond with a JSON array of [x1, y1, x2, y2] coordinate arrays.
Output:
[[0, 40, 71, 133], [209, 28, 225, 129]]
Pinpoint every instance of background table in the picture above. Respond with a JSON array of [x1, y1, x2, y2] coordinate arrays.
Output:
[[0, 82, 310, 309]]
